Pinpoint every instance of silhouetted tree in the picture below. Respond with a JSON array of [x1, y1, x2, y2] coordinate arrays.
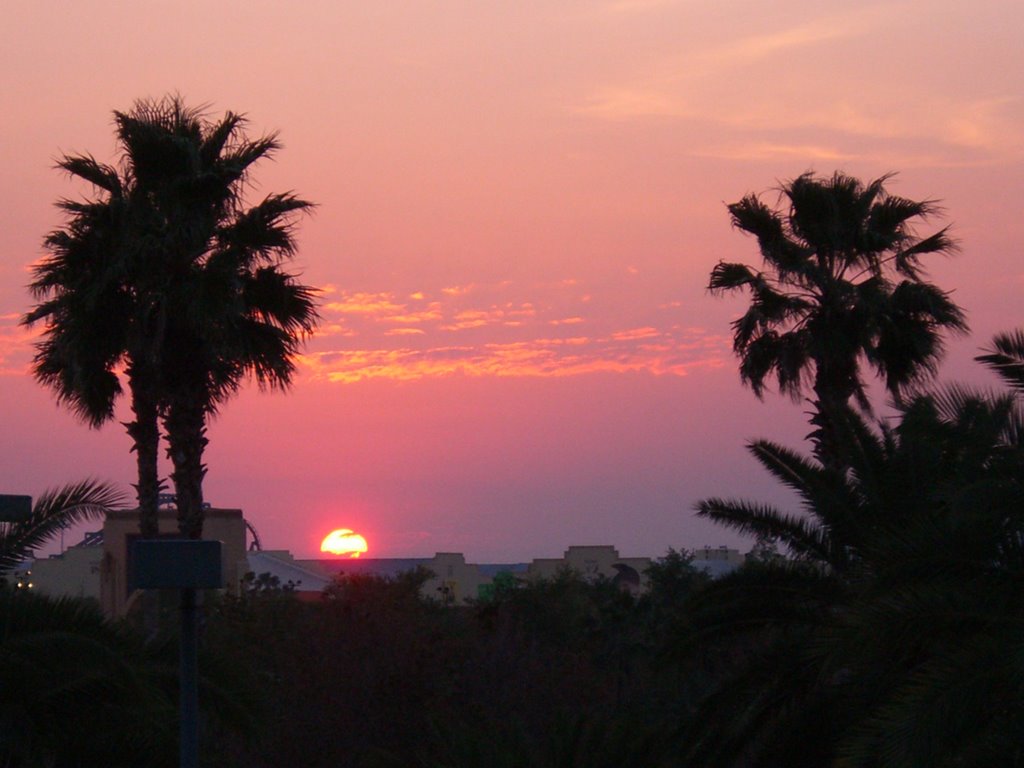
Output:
[[0, 589, 178, 767], [683, 385, 1024, 766], [25, 96, 317, 537], [710, 171, 967, 468]]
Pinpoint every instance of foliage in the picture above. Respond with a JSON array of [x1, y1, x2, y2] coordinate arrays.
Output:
[[683, 379, 1024, 766], [642, 548, 711, 604], [240, 570, 300, 595], [204, 565, 706, 767], [977, 328, 1024, 394], [711, 171, 967, 466], [24, 95, 317, 538], [0, 590, 177, 767], [0, 480, 126, 572]]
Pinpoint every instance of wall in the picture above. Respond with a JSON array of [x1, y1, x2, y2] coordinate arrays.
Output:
[[100, 508, 246, 617]]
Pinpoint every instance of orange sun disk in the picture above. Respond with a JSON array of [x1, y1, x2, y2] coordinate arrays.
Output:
[[320, 528, 369, 558]]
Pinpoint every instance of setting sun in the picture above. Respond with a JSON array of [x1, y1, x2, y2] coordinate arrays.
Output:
[[320, 529, 369, 558]]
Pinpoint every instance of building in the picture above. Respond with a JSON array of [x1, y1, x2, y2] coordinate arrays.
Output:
[[99, 507, 248, 617], [244, 549, 332, 596], [28, 531, 104, 602], [527, 545, 652, 594], [692, 545, 745, 578], [24, 507, 745, 610], [296, 552, 528, 605]]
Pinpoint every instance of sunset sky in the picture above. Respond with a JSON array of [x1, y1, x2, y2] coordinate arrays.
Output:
[[2, 1, 1022, 561]]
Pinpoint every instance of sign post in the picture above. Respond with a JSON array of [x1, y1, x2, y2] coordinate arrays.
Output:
[[133, 539, 223, 768]]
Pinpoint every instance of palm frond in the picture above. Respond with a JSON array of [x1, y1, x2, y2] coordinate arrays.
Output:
[[215, 192, 314, 264], [977, 329, 1024, 393], [56, 154, 122, 196], [200, 111, 245, 165], [0, 480, 127, 571], [892, 226, 957, 277], [696, 497, 834, 564], [708, 261, 759, 293], [680, 620, 845, 767], [747, 439, 860, 544], [244, 268, 319, 334]]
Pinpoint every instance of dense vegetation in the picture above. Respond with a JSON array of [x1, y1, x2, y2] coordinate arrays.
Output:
[[203, 557, 712, 768]]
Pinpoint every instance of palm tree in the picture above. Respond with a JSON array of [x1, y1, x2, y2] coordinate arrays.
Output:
[[0, 480, 126, 572], [709, 171, 967, 467], [24, 96, 317, 538], [25, 176, 155, 527], [158, 191, 318, 537], [0, 588, 177, 767], [682, 391, 1024, 766]]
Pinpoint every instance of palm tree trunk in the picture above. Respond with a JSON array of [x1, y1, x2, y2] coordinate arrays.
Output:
[[164, 396, 209, 539], [127, 369, 162, 538], [811, 364, 855, 474]]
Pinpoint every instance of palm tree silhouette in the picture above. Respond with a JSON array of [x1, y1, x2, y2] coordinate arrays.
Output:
[[684, 387, 1024, 765], [710, 171, 967, 468], [24, 96, 317, 538]]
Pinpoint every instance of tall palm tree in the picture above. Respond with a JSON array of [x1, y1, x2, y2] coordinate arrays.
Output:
[[24, 96, 317, 538], [709, 171, 967, 467], [158, 191, 318, 537]]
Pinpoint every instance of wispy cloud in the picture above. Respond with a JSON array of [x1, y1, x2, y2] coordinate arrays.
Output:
[[601, 0, 681, 14], [0, 315, 37, 376], [698, 14, 875, 66], [320, 284, 543, 338], [611, 326, 661, 341], [693, 142, 854, 163], [302, 326, 730, 384], [576, 8, 892, 122], [384, 328, 426, 336], [1, 279, 732, 387], [578, 88, 692, 121], [325, 292, 407, 316], [441, 284, 477, 297], [572, 4, 1023, 165]]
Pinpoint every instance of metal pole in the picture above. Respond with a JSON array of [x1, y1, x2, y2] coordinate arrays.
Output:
[[180, 587, 199, 768]]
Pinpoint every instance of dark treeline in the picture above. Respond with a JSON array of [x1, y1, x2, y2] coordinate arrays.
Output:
[[2, 554, 717, 767], [200, 557, 711, 768]]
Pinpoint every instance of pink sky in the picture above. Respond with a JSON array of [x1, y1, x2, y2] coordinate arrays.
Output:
[[2, 1, 1022, 560]]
